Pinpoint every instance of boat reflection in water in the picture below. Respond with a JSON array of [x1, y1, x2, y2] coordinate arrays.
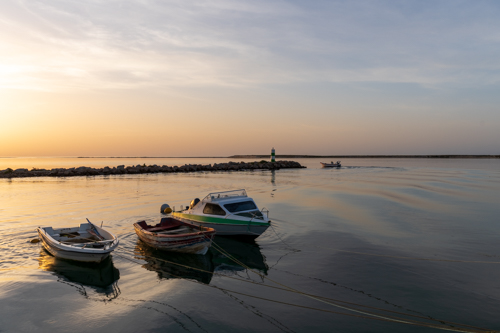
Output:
[[135, 236, 268, 284], [135, 240, 215, 284], [38, 248, 120, 301], [210, 236, 268, 275]]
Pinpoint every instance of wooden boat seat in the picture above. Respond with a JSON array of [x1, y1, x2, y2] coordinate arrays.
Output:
[[147, 226, 177, 232], [155, 227, 192, 234], [61, 235, 100, 243], [60, 232, 80, 238]]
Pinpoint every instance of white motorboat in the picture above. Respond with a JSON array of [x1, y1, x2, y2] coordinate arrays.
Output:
[[320, 161, 341, 168], [166, 189, 270, 238], [37, 220, 119, 263]]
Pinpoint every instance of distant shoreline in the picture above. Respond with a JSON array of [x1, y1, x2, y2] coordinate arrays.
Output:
[[0, 155, 499, 159], [230, 155, 500, 159]]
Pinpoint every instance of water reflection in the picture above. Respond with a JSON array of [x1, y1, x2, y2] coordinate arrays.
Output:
[[270, 169, 276, 185], [210, 236, 268, 275], [134, 240, 214, 284], [37, 249, 120, 301], [133, 236, 268, 284]]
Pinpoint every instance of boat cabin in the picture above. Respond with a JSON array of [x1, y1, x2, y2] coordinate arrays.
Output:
[[183, 189, 269, 222]]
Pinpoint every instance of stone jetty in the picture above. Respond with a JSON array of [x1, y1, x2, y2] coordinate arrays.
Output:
[[0, 160, 305, 179]]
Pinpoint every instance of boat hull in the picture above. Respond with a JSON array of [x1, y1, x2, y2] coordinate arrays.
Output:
[[133, 218, 215, 255], [37, 227, 118, 263], [172, 213, 270, 238]]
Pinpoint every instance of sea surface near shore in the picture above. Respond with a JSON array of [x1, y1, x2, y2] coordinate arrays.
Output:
[[1, 157, 500, 332]]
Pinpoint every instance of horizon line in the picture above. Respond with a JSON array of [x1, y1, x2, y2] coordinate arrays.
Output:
[[1, 155, 499, 159]]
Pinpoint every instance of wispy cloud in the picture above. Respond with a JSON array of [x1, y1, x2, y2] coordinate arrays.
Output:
[[1, 0, 500, 92]]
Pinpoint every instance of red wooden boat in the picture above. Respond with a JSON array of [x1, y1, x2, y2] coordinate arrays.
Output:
[[133, 217, 215, 255]]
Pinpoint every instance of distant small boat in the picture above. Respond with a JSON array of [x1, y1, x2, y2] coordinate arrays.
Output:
[[320, 161, 341, 168], [133, 217, 216, 255], [37, 220, 119, 263]]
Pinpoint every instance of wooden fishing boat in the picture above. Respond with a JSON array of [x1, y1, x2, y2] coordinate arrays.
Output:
[[133, 217, 215, 255], [37, 220, 119, 263], [320, 161, 341, 168], [167, 189, 270, 239]]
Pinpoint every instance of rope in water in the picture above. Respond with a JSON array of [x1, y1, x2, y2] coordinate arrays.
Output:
[[268, 222, 301, 252], [135, 246, 488, 332], [207, 239, 492, 332], [114, 249, 489, 333], [119, 246, 492, 332], [113, 241, 494, 333]]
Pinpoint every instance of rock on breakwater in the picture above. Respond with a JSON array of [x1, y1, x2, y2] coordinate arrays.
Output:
[[0, 160, 305, 179]]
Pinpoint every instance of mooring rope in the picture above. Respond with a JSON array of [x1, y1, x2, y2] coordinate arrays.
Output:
[[121, 244, 490, 332], [113, 249, 492, 333], [113, 238, 494, 333], [205, 239, 492, 332], [268, 222, 301, 252]]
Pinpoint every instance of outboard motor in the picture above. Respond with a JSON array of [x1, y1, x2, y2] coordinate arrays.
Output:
[[189, 198, 200, 209], [160, 203, 172, 214]]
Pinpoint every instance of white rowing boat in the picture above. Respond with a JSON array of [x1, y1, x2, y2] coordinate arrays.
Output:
[[37, 220, 119, 263]]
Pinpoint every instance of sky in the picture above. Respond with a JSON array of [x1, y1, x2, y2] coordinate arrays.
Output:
[[1, 0, 499, 157]]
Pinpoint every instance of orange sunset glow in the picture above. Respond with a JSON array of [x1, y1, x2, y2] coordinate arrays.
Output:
[[1, 1, 499, 157]]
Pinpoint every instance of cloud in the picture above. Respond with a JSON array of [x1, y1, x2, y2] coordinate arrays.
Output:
[[1, 0, 500, 92]]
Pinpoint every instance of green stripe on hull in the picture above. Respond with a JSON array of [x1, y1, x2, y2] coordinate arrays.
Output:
[[173, 212, 269, 227]]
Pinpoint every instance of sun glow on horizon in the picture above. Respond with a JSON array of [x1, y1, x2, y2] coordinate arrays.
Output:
[[1, 1, 499, 157]]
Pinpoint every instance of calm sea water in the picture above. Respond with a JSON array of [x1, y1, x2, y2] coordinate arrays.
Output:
[[1, 157, 499, 332]]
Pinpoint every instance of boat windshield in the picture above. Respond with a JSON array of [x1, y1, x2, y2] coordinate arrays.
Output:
[[203, 203, 226, 216], [223, 200, 257, 213]]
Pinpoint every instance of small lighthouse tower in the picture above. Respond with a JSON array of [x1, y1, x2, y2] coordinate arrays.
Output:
[[271, 147, 275, 163]]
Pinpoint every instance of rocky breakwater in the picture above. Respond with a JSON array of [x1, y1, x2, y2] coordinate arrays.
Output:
[[0, 160, 305, 179]]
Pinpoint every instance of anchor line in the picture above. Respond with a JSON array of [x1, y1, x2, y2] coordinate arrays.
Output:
[[205, 239, 490, 332], [268, 222, 301, 252], [114, 242, 493, 333]]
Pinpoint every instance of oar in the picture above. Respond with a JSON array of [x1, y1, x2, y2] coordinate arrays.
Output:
[[86, 218, 105, 240]]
